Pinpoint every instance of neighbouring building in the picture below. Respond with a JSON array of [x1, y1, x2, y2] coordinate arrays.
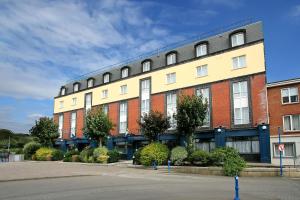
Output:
[[53, 21, 270, 162], [267, 78, 300, 165]]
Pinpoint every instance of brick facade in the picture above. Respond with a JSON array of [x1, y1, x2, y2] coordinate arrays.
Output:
[[63, 112, 71, 140], [109, 102, 119, 136], [151, 93, 165, 113], [76, 109, 84, 138], [128, 98, 140, 134]]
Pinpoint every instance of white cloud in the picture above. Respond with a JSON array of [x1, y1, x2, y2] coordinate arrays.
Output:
[[290, 5, 300, 17]]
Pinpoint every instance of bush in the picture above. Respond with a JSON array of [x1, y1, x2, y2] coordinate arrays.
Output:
[[210, 148, 227, 166], [79, 146, 94, 163], [133, 147, 143, 165], [35, 147, 53, 161], [51, 149, 64, 161], [63, 149, 80, 162], [221, 147, 246, 176], [9, 148, 23, 154], [108, 149, 120, 163], [140, 143, 169, 166], [72, 155, 80, 162], [170, 146, 188, 166], [93, 147, 109, 163], [189, 150, 210, 166], [23, 142, 41, 159]]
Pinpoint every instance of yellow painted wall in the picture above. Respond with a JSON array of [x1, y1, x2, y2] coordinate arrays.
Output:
[[54, 42, 265, 114]]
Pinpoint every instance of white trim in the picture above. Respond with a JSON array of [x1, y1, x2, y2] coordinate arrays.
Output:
[[267, 78, 300, 88], [280, 87, 299, 104], [282, 114, 300, 132]]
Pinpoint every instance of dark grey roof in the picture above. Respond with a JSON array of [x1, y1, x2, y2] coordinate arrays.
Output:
[[58, 21, 264, 97]]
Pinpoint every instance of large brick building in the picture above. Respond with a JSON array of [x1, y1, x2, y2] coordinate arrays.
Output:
[[267, 78, 300, 165], [53, 21, 271, 162]]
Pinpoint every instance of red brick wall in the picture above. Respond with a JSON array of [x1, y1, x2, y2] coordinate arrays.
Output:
[[180, 87, 194, 96], [109, 102, 119, 136], [211, 80, 231, 128], [63, 112, 70, 139], [251, 74, 268, 126], [53, 114, 58, 125], [151, 93, 165, 113], [76, 109, 84, 138], [128, 98, 139, 135], [268, 82, 300, 136]]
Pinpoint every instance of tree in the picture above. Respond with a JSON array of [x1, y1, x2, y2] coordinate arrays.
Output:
[[29, 117, 59, 147], [138, 111, 170, 142], [175, 94, 208, 153], [83, 107, 113, 147]]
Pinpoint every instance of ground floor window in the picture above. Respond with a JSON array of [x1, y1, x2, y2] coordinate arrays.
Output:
[[115, 142, 128, 155], [226, 136, 260, 154], [273, 143, 295, 158], [195, 138, 215, 152]]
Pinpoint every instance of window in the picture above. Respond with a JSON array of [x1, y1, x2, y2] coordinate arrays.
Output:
[[58, 114, 63, 138], [231, 32, 245, 47], [120, 85, 128, 95], [226, 136, 260, 154], [232, 55, 246, 69], [141, 79, 150, 116], [142, 61, 151, 72], [72, 97, 77, 106], [119, 102, 127, 134], [233, 81, 250, 125], [196, 65, 208, 77], [59, 101, 64, 109], [87, 79, 94, 88], [121, 68, 129, 78], [166, 53, 176, 65], [273, 143, 295, 157], [73, 83, 79, 92], [102, 89, 108, 99], [70, 112, 76, 138], [167, 92, 177, 129], [85, 93, 92, 114], [281, 87, 299, 104], [195, 138, 215, 152], [283, 115, 300, 131], [196, 87, 210, 127], [103, 73, 110, 83], [166, 72, 176, 84], [60, 87, 66, 96], [196, 43, 208, 57], [102, 104, 108, 115]]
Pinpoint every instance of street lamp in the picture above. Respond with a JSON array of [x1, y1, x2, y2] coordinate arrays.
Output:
[[217, 126, 222, 133]]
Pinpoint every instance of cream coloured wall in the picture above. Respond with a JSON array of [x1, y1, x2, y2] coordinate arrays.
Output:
[[54, 42, 265, 114]]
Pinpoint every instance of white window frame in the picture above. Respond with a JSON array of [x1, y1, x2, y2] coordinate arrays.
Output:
[[232, 81, 250, 125], [231, 32, 245, 47], [142, 61, 151, 72], [103, 74, 110, 83], [60, 88, 66, 96], [120, 85, 128, 95], [102, 104, 108, 115], [273, 143, 295, 158], [281, 87, 299, 104], [141, 79, 150, 117], [121, 68, 129, 78], [166, 53, 176, 65], [283, 114, 300, 131], [196, 43, 207, 57], [70, 112, 76, 138], [87, 79, 94, 88], [167, 92, 177, 130], [102, 89, 108, 99], [196, 65, 208, 77], [166, 72, 176, 84], [72, 97, 77, 106], [119, 102, 128, 134], [59, 101, 64, 109], [196, 87, 210, 127], [58, 114, 63, 138], [232, 55, 246, 69], [85, 93, 92, 114], [73, 83, 79, 92]]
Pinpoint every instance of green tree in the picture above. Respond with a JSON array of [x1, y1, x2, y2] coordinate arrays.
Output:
[[175, 94, 208, 153], [29, 117, 59, 147], [138, 111, 170, 142], [83, 107, 113, 147]]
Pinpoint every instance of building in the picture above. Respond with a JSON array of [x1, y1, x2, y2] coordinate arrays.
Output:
[[53, 21, 270, 163], [267, 78, 300, 165]]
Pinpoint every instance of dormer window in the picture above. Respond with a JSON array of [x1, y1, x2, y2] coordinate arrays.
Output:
[[231, 31, 245, 47], [103, 73, 110, 83], [166, 52, 177, 65], [195, 42, 208, 57], [60, 87, 66, 96], [121, 67, 129, 78], [73, 83, 80, 92], [142, 60, 151, 72], [87, 78, 94, 88]]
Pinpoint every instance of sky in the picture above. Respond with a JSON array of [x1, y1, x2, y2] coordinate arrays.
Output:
[[0, 0, 300, 133]]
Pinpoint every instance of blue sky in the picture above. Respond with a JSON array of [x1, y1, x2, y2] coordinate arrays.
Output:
[[0, 0, 299, 133]]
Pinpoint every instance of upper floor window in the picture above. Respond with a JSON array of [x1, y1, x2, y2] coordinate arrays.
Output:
[[72, 97, 77, 106], [232, 55, 246, 69], [196, 65, 208, 77], [195, 43, 208, 57], [120, 85, 128, 95], [59, 101, 64, 109], [85, 93, 92, 114], [166, 72, 176, 84], [166, 52, 177, 65], [102, 104, 109, 115], [60, 87, 66, 96], [142, 60, 151, 72], [103, 73, 110, 83], [58, 114, 63, 138], [281, 87, 299, 104], [283, 114, 300, 131], [196, 87, 210, 127], [231, 32, 245, 47], [73, 83, 80, 92], [87, 78, 94, 88], [121, 67, 129, 78], [232, 81, 250, 125], [102, 89, 108, 99], [167, 92, 177, 129]]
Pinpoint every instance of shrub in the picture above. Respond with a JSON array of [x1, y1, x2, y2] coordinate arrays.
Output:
[[23, 142, 41, 159], [10, 148, 23, 154], [170, 146, 188, 166], [72, 155, 80, 162], [63, 149, 80, 162], [140, 143, 169, 166], [210, 148, 227, 166], [189, 150, 210, 166], [108, 149, 120, 163], [79, 146, 94, 163], [133, 147, 143, 165], [221, 147, 246, 176], [35, 147, 53, 161], [51, 149, 64, 161], [93, 147, 109, 163]]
